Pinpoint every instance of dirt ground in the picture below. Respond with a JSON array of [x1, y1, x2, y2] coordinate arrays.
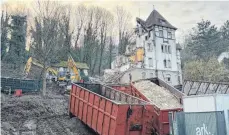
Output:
[[1, 83, 96, 135]]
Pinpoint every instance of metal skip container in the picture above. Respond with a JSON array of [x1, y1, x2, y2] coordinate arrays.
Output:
[[69, 83, 157, 135], [182, 94, 229, 135]]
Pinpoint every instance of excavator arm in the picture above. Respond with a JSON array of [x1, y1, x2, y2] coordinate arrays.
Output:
[[24, 57, 57, 78], [68, 55, 80, 81], [24, 57, 33, 77]]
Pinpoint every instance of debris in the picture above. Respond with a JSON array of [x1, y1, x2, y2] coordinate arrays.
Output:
[[23, 120, 37, 130], [1, 84, 96, 135], [134, 80, 182, 109]]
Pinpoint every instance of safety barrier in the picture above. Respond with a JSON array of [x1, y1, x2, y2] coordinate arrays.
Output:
[[1, 77, 42, 92]]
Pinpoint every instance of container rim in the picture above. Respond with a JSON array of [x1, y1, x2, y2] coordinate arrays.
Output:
[[72, 82, 150, 105]]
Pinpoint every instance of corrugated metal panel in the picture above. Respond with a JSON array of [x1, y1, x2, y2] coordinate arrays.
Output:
[[215, 95, 229, 135], [183, 94, 229, 135], [174, 111, 227, 135], [183, 95, 216, 112]]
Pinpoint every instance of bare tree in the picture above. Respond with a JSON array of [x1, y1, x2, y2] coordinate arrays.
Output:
[[31, 1, 63, 96], [83, 6, 102, 75], [58, 5, 74, 61], [115, 6, 133, 54], [108, 36, 114, 69], [73, 5, 87, 49], [98, 9, 114, 75]]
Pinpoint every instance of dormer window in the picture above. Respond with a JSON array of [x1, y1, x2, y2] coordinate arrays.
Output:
[[168, 31, 172, 39], [159, 19, 166, 25], [159, 30, 163, 37]]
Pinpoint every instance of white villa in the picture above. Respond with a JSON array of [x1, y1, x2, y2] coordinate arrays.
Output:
[[110, 9, 182, 86]]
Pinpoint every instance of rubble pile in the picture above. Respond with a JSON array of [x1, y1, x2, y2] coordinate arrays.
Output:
[[102, 70, 122, 83], [1, 85, 95, 135], [134, 80, 182, 109]]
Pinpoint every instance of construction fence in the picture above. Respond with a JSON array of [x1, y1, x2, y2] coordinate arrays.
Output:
[[171, 111, 228, 135], [1, 77, 42, 92]]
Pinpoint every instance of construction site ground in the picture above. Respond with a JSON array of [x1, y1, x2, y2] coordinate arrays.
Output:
[[1, 83, 96, 135]]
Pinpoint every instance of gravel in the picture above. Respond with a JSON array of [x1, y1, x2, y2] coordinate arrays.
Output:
[[133, 80, 182, 109], [1, 84, 96, 135]]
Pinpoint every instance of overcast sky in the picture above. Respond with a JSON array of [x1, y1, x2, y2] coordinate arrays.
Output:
[[2, 0, 229, 43]]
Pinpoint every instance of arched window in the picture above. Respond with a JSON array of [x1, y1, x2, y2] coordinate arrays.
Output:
[[165, 45, 168, 53], [164, 59, 167, 68], [166, 74, 171, 82], [168, 46, 171, 53], [168, 60, 171, 68]]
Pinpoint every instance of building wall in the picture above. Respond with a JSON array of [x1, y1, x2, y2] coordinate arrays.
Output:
[[134, 24, 182, 85], [119, 68, 181, 85]]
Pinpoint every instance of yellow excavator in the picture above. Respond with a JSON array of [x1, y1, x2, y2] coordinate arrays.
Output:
[[24, 57, 57, 80], [24, 55, 89, 86], [67, 55, 81, 82]]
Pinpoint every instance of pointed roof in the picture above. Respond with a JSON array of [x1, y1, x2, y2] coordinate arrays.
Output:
[[137, 9, 177, 30]]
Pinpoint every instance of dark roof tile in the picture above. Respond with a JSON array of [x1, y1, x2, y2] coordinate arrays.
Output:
[[137, 10, 177, 30]]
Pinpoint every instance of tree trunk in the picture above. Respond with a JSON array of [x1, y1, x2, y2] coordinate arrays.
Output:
[[109, 37, 112, 69], [42, 68, 47, 96]]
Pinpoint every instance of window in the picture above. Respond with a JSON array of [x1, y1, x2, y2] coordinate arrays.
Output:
[[166, 74, 171, 82], [168, 60, 171, 68], [161, 45, 164, 52], [148, 31, 151, 37], [145, 35, 148, 40], [165, 45, 168, 53], [168, 32, 172, 39], [167, 76, 171, 82], [163, 38, 168, 43], [148, 58, 153, 67], [159, 19, 166, 25], [142, 72, 146, 79], [148, 43, 152, 51], [168, 46, 171, 54], [164, 59, 167, 68], [159, 30, 163, 37]]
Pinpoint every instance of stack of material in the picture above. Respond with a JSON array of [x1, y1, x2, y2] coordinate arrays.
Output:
[[134, 80, 182, 109], [103, 69, 123, 83]]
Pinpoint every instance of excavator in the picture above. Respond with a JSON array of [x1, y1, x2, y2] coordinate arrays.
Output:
[[24, 57, 57, 80], [67, 55, 80, 82], [24, 55, 89, 87]]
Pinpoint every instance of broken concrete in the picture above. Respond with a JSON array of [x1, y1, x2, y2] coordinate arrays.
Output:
[[134, 80, 182, 109]]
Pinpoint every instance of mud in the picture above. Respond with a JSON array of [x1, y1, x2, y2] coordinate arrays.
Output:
[[1, 84, 96, 135]]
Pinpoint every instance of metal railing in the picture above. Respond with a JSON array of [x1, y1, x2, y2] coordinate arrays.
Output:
[[182, 80, 229, 95]]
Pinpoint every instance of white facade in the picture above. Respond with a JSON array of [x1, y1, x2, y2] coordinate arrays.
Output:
[[110, 10, 183, 86], [134, 10, 182, 86]]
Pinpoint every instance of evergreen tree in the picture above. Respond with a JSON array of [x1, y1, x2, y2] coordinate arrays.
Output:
[[1, 10, 10, 60], [8, 15, 27, 69], [187, 20, 221, 59]]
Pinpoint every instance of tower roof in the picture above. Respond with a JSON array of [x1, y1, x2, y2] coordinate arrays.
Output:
[[137, 9, 177, 30]]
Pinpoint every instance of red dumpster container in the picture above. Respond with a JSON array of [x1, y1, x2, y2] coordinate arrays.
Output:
[[69, 83, 157, 135], [110, 83, 183, 135]]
